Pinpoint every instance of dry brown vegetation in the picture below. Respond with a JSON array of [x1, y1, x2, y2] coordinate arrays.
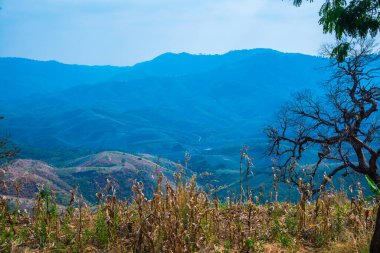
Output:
[[0, 170, 377, 253]]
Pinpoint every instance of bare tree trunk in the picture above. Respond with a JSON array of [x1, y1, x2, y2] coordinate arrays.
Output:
[[370, 175, 380, 253], [370, 205, 380, 253]]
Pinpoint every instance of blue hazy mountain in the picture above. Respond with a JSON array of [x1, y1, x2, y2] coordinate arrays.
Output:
[[0, 58, 127, 103], [0, 49, 330, 186], [0, 49, 277, 103]]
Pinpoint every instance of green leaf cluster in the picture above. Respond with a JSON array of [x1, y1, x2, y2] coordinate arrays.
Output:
[[365, 175, 380, 201], [294, 0, 380, 39]]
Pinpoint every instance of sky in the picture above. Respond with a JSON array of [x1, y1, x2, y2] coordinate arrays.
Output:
[[0, 0, 333, 66]]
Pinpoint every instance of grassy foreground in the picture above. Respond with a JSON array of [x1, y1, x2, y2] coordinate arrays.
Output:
[[0, 173, 377, 253]]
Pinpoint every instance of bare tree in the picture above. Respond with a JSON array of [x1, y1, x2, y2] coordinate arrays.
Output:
[[265, 38, 380, 251]]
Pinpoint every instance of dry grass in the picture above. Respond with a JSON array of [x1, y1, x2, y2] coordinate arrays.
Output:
[[0, 171, 377, 253]]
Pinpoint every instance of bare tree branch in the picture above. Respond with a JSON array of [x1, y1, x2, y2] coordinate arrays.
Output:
[[265, 38, 380, 191]]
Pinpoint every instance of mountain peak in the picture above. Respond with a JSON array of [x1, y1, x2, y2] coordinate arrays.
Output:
[[151, 48, 281, 61]]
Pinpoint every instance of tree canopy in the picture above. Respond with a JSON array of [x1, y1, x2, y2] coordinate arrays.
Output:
[[294, 0, 380, 38], [293, 0, 380, 59]]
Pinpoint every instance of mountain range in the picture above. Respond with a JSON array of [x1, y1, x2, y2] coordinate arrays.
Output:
[[0, 49, 331, 195]]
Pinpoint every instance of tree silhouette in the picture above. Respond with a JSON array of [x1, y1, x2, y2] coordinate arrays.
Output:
[[266, 39, 380, 252]]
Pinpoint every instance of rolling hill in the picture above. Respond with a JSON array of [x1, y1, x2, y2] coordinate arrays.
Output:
[[0, 151, 183, 204], [0, 159, 72, 204]]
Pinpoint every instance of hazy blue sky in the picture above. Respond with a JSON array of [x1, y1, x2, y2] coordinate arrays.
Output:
[[0, 0, 333, 66]]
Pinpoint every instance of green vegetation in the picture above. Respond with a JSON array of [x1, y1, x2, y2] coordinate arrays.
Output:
[[294, 0, 380, 60], [294, 0, 380, 39]]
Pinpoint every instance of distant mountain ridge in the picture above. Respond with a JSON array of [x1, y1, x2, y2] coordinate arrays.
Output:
[[113, 48, 283, 79], [0, 48, 321, 102], [0, 57, 127, 103], [0, 48, 330, 188]]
